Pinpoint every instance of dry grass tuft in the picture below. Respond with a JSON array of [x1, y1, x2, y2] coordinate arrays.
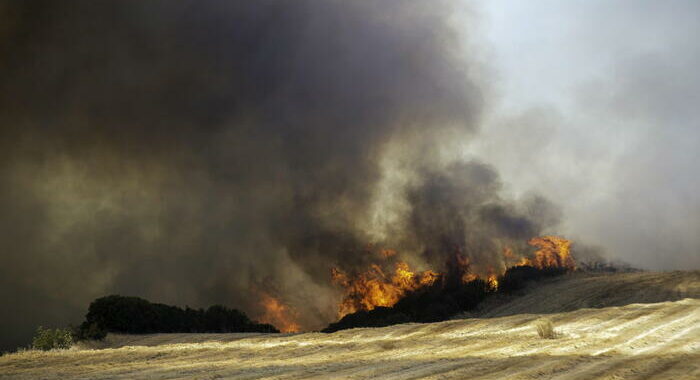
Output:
[[536, 319, 559, 339]]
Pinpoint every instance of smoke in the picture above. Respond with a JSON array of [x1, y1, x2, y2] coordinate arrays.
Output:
[[369, 161, 562, 276], [0, 0, 566, 350], [472, 0, 700, 271]]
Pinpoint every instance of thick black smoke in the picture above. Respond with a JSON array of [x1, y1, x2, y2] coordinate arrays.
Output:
[[402, 162, 561, 274], [0, 0, 559, 350]]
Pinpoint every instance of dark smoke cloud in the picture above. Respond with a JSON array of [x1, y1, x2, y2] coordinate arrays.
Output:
[[0, 0, 559, 350], [398, 162, 560, 273]]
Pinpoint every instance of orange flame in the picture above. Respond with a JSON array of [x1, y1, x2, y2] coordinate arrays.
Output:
[[332, 261, 438, 318], [486, 267, 499, 290], [258, 293, 300, 333], [504, 247, 533, 267], [487, 273, 499, 290], [332, 236, 574, 318], [528, 235, 575, 270], [419, 270, 440, 286], [380, 249, 397, 258], [503, 247, 515, 260], [516, 256, 533, 267]]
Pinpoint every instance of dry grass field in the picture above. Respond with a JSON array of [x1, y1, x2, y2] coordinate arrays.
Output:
[[1, 271, 698, 379]]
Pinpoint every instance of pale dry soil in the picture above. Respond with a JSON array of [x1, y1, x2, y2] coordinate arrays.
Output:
[[1, 271, 698, 380]]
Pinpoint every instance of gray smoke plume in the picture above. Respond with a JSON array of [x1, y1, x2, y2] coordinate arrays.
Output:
[[471, 1, 700, 271], [0, 0, 561, 350]]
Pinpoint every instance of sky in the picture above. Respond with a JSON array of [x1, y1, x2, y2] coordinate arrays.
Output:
[[0, 0, 698, 352], [468, 0, 700, 270]]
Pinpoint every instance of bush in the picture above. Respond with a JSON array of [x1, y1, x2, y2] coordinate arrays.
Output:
[[74, 322, 107, 341], [32, 326, 73, 351], [322, 307, 410, 333], [535, 319, 558, 339], [322, 278, 490, 332], [394, 278, 489, 322], [76, 295, 279, 338], [498, 265, 567, 293]]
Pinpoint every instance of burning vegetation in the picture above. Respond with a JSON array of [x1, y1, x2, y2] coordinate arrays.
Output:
[[331, 263, 439, 318], [257, 293, 301, 333], [71, 239, 576, 337], [529, 236, 575, 269], [322, 236, 575, 332]]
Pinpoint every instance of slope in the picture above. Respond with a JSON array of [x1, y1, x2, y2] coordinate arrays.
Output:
[[0, 271, 698, 379]]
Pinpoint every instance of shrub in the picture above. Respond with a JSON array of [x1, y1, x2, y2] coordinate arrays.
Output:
[[498, 265, 567, 293], [321, 307, 410, 333], [322, 278, 489, 332], [76, 295, 279, 338], [535, 319, 558, 339], [32, 326, 73, 351], [394, 278, 489, 323], [74, 322, 107, 341]]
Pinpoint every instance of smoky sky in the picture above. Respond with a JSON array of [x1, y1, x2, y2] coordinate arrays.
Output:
[[0, 0, 504, 350], [2, 0, 695, 352], [472, 0, 700, 271]]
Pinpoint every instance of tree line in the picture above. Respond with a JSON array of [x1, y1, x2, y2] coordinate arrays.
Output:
[[76, 295, 278, 340]]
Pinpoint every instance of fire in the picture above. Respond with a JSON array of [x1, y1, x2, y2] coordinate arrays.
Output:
[[258, 293, 300, 333], [331, 261, 438, 318], [503, 247, 515, 260], [504, 247, 532, 267], [331, 236, 575, 318], [380, 249, 397, 258], [419, 270, 439, 286], [516, 257, 533, 267], [487, 274, 499, 290], [486, 267, 499, 290], [454, 254, 476, 283], [528, 236, 575, 270]]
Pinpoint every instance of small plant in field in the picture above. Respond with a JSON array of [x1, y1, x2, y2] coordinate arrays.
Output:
[[536, 319, 559, 339], [32, 326, 73, 351]]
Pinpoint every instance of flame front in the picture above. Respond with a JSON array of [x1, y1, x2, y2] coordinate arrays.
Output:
[[332, 236, 574, 318], [528, 235, 575, 270], [258, 293, 300, 333], [487, 274, 499, 290], [332, 261, 438, 318]]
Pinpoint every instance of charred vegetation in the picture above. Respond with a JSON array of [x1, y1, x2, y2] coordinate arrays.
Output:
[[323, 264, 570, 332]]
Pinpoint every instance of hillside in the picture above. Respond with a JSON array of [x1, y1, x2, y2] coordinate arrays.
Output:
[[1, 271, 698, 379], [474, 270, 700, 317]]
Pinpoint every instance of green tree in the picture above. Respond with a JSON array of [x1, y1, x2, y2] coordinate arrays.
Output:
[[32, 326, 73, 351]]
